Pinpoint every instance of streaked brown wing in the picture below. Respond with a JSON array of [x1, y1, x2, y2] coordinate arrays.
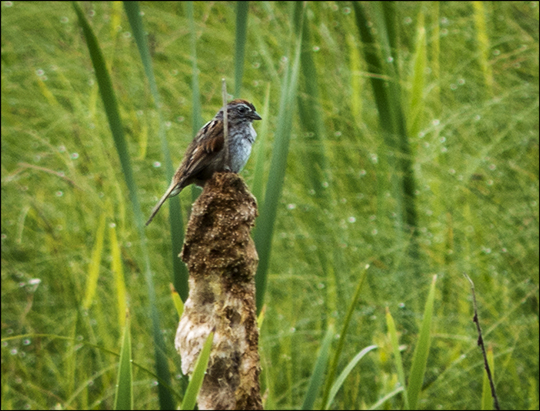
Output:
[[181, 119, 224, 179]]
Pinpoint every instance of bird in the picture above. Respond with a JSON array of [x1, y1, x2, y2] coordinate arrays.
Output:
[[145, 99, 262, 226]]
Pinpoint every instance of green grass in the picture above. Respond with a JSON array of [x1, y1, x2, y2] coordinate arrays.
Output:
[[1, 2, 538, 410]]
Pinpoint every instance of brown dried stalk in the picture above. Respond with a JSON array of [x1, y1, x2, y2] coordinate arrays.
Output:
[[175, 172, 262, 410]]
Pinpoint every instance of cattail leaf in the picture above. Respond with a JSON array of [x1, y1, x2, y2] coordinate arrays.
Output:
[[73, 3, 175, 409], [114, 312, 133, 410]]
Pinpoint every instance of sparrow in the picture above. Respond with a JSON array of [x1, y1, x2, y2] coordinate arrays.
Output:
[[146, 99, 261, 226]]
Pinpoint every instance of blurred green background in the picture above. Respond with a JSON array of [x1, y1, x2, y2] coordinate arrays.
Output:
[[1, 1, 538, 409]]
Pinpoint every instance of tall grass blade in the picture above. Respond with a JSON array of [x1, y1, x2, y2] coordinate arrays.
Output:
[[295, 5, 336, 322], [180, 332, 214, 410], [407, 274, 437, 409], [368, 386, 405, 410], [170, 283, 184, 318], [324, 345, 378, 409], [83, 213, 106, 310], [347, 33, 363, 123], [187, 1, 202, 133], [73, 4, 175, 409], [430, 1, 441, 114], [296, 7, 329, 200], [124, 1, 189, 301], [301, 326, 334, 410], [254, 2, 304, 313], [352, 2, 418, 238], [186, 1, 203, 204], [473, 1, 494, 96], [481, 345, 495, 410], [407, 14, 427, 138], [322, 265, 369, 407], [114, 313, 133, 410], [386, 307, 409, 409], [110, 221, 127, 329], [234, 1, 249, 98], [251, 82, 271, 205]]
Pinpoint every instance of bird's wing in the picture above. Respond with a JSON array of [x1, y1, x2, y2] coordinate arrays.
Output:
[[178, 119, 224, 179]]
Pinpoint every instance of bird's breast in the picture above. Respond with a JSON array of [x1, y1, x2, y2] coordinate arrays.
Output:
[[228, 126, 257, 172]]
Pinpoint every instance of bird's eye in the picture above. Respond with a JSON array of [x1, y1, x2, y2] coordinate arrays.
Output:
[[238, 105, 248, 114]]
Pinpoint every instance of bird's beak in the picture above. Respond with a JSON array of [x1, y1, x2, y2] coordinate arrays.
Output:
[[251, 111, 262, 121]]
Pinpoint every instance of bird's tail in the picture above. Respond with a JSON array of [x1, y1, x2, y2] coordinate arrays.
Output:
[[145, 181, 182, 226]]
